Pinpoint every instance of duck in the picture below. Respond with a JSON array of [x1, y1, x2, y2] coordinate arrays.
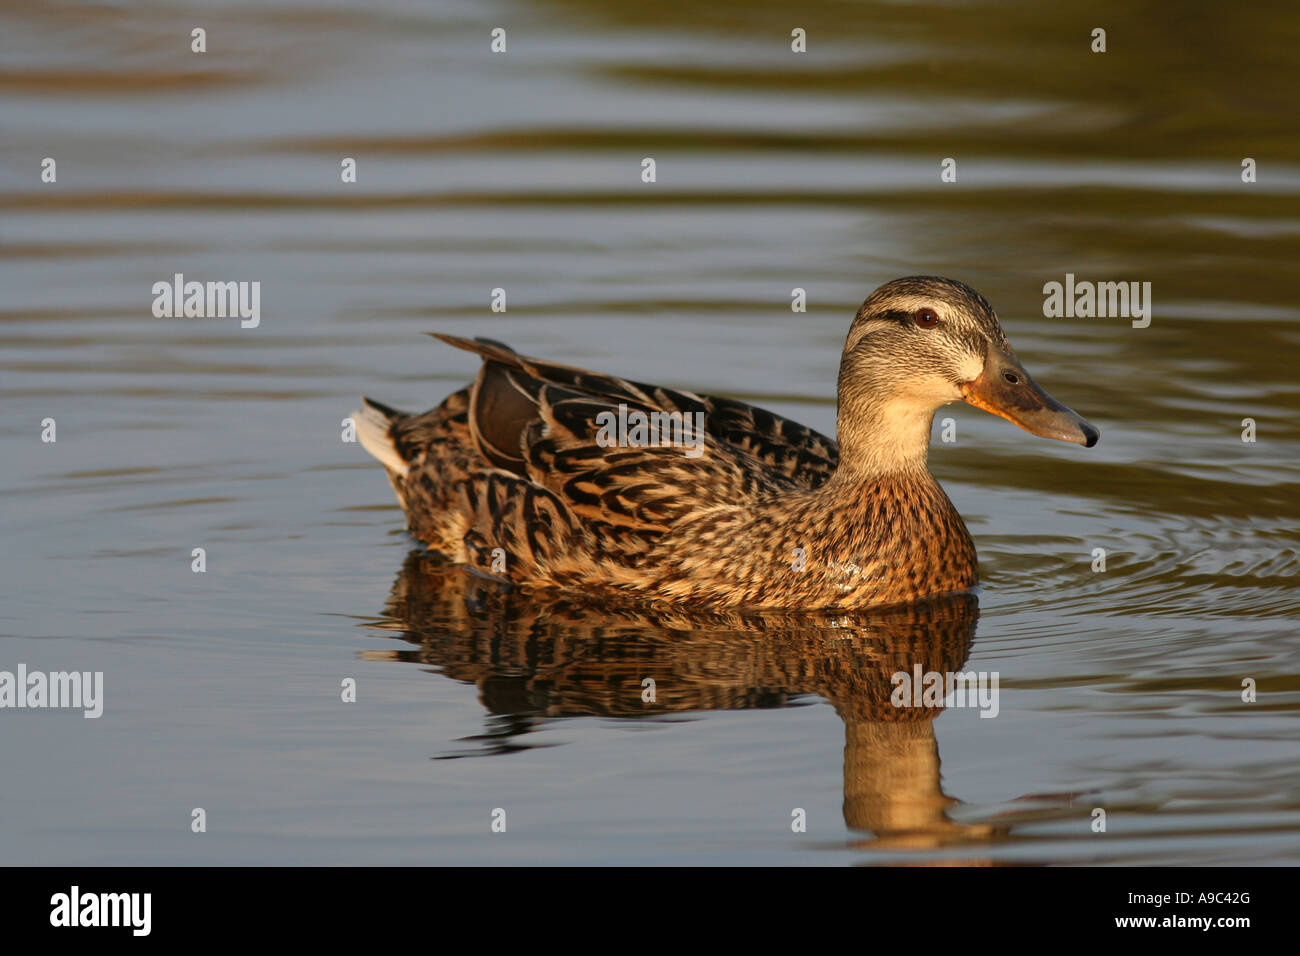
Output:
[[354, 276, 1098, 609]]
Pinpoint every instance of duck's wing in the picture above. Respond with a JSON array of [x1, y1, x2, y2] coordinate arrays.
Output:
[[433, 334, 839, 491], [446, 342, 780, 541]]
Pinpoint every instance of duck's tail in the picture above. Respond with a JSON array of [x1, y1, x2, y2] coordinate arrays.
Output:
[[353, 396, 411, 476]]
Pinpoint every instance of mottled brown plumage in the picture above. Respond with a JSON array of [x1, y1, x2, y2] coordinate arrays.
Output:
[[355, 276, 1097, 609]]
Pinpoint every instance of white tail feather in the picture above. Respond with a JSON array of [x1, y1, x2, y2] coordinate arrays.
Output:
[[354, 401, 409, 475]]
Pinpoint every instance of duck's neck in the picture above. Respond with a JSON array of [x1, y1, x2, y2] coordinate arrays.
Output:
[[829, 397, 937, 484]]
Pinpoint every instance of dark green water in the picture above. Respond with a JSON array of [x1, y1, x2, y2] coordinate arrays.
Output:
[[1, 0, 1297, 864]]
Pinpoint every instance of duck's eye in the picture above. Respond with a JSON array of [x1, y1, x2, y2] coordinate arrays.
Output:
[[914, 308, 940, 328]]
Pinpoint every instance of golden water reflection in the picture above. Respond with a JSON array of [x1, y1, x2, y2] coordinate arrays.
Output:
[[363, 553, 1078, 858]]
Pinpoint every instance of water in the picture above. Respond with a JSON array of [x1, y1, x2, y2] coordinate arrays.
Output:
[[1, 0, 1298, 865]]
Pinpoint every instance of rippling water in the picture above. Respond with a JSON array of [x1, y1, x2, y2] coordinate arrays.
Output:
[[2, 0, 1298, 865]]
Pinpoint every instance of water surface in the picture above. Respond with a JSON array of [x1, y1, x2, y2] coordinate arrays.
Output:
[[1, 0, 1298, 865]]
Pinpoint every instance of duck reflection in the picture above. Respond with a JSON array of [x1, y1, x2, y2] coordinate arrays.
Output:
[[364, 552, 1009, 854]]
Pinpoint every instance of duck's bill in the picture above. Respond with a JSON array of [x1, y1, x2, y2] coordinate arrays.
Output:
[[960, 348, 1099, 447]]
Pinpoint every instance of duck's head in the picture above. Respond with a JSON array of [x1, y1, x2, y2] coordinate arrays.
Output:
[[836, 276, 1097, 472]]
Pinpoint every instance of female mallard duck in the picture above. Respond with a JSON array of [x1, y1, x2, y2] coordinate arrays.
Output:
[[355, 276, 1097, 609]]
